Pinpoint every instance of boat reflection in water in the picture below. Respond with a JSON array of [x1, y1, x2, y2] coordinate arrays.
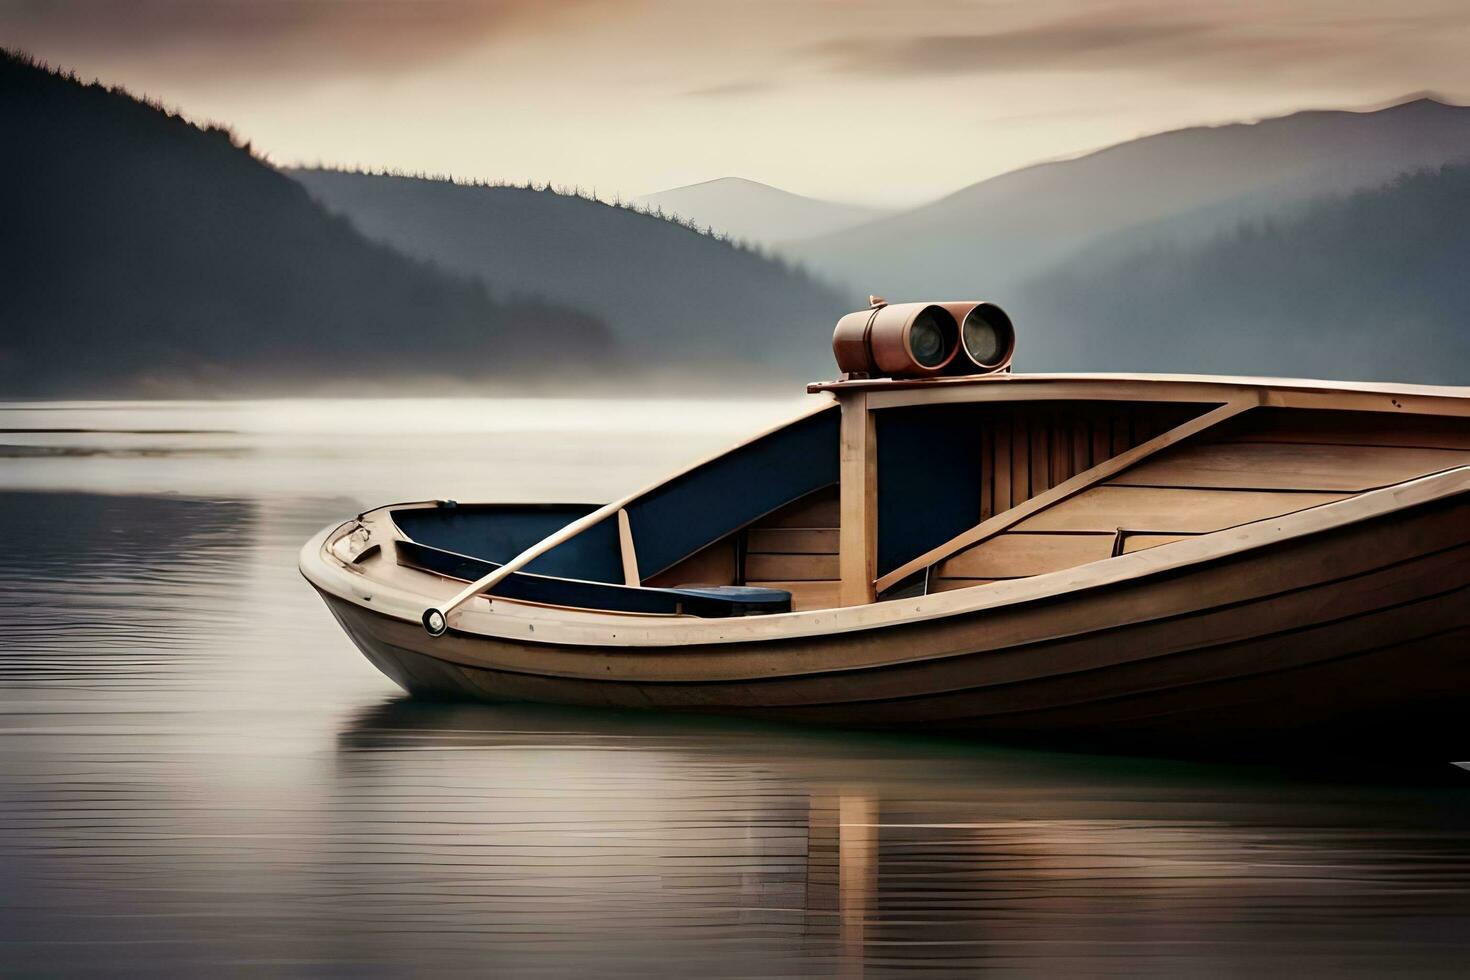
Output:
[[334, 698, 1470, 977]]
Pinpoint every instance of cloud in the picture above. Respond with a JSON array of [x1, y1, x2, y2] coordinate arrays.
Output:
[[801, 5, 1470, 86], [0, 0, 615, 79], [683, 79, 774, 99], [808, 11, 1321, 79]]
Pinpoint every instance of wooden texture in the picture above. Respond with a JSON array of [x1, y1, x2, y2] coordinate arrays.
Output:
[[744, 580, 841, 612], [1016, 486, 1347, 533], [1112, 441, 1470, 491], [814, 373, 1470, 420], [739, 487, 841, 610], [746, 553, 841, 581], [993, 416, 1013, 514], [979, 425, 995, 521], [930, 578, 1006, 593], [874, 399, 1254, 593], [760, 490, 841, 528], [643, 537, 736, 588], [1222, 407, 1470, 450], [617, 509, 639, 586], [1071, 415, 1090, 480], [1121, 533, 1196, 554], [747, 528, 840, 554], [1010, 411, 1029, 507], [937, 533, 1115, 578], [1029, 416, 1050, 496], [838, 393, 878, 606]]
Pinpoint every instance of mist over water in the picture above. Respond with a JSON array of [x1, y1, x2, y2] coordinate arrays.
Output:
[[3, 398, 1470, 977]]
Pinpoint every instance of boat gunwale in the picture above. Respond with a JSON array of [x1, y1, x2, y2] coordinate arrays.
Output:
[[808, 371, 1470, 405]]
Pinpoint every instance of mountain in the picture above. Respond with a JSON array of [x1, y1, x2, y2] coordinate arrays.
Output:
[[634, 177, 890, 245], [0, 50, 613, 397], [1015, 164, 1470, 385], [788, 97, 1470, 303], [291, 170, 850, 380]]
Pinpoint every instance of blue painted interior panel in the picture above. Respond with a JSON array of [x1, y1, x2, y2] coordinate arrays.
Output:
[[625, 407, 840, 578], [392, 406, 839, 587], [392, 504, 624, 584], [875, 405, 985, 577]]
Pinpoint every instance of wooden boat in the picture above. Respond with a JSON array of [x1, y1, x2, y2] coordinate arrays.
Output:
[[300, 300, 1470, 748]]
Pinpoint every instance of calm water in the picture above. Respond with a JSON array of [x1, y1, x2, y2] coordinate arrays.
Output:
[[3, 399, 1470, 978]]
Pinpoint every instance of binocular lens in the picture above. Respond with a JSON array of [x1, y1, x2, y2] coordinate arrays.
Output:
[[908, 309, 951, 368], [962, 307, 1009, 367]]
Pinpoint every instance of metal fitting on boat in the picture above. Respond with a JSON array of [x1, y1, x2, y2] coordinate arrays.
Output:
[[832, 298, 1013, 379], [422, 607, 448, 636]]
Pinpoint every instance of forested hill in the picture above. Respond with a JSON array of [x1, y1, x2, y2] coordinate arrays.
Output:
[[0, 51, 613, 397], [1017, 165, 1470, 384], [290, 169, 850, 380], [790, 97, 1470, 305]]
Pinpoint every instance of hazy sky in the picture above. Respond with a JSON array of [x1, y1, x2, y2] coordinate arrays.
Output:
[[5, 0, 1470, 206]]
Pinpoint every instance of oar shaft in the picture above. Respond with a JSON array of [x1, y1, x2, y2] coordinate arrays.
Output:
[[422, 499, 627, 634]]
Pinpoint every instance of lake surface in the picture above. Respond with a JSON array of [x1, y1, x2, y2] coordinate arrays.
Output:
[[3, 398, 1470, 978]]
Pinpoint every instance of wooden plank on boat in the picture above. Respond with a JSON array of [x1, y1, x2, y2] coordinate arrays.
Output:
[[1091, 416, 1111, 470], [938, 532, 1116, 578], [1121, 533, 1196, 554], [1071, 415, 1090, 477], [759, 487, 840, 528], [838, 394, 877, 606], [617, 509, 640, 586], [746, 553, 841, 581], [840, 376, 1470, 419], [1030, 416, 1050, 496], [930, 577, 1005, 593], [1225, 408, 1470, 450], [1112, 414, 1130, 456], [1134, 407, 1161, 444], [1010, 411, 1029, 507], [1016, 486, 1347, 533], [747, 528, 839, 554], [747, 580, 840, 612], [1050, 410, 1071, 486], [643, 537, 736, 588], [980, 423, 995, 521], [1111, 442, 1470, 491], [993, 415, 1012, 514]]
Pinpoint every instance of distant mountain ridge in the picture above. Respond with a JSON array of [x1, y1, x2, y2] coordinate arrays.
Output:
[[635, 177, 891, 245], [7, 42, 1469, 395], [0, 50, 613, 397], [788, 97, 1470, 303], [1016, 163, 1470, 385], [292, 169, 850, 380]]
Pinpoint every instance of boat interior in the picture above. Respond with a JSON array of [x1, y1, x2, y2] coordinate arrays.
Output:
[[351, 389, 1470, 620]]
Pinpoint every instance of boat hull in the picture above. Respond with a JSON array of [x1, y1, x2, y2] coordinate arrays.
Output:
[[313, 489, 1470, 749]]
